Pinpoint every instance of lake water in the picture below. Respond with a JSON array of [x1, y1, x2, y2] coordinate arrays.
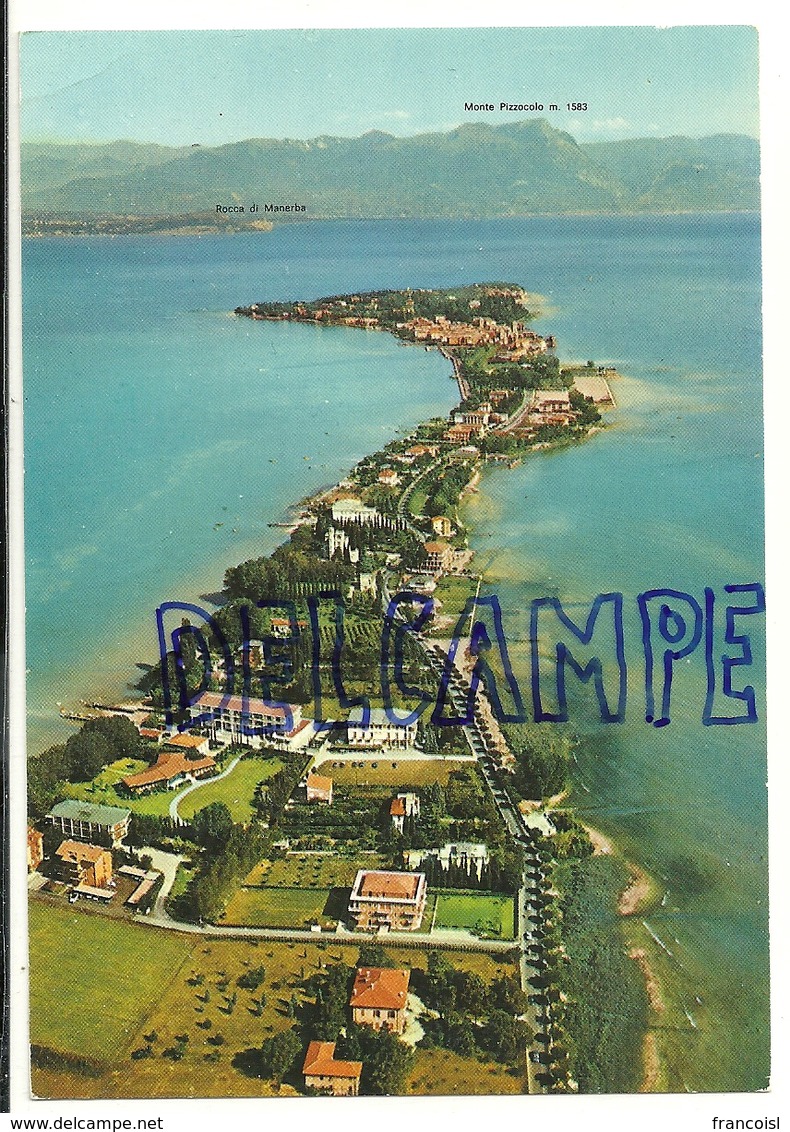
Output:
[[22, 214, 766, 1091]]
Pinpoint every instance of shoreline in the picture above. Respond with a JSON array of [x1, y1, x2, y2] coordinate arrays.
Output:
[[582, 820, 667, 1092], [21, 208, 761, 239]]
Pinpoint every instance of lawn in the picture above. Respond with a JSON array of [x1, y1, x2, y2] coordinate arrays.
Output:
[[405, 1047, 523, 1095], [29, 901, 525, 1100], [430, 574, 477, 623], [408, 485, 429, 516], [177, 755, 284, 823], [325, 757, 473, 788], [244, 852, 383, 889], [28, 901, 194, 1063], [386, 945, 517, 984], [434, 892, 515, 939], [60, 760, 177, 818], [222, 887, 334, 928]]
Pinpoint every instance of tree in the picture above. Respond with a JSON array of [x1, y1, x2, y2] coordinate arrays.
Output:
[[27, 744, 69, 816], [356, 941, 393, 969], [488, 973, 529, 1016], [309, 962, 353, 1040], [191, 802, 234, 853], [237, 965, 266, 991], [260, 1027, 302, 1084], [63, 729, 113, 781], [479, 1009, 532, 1065], [356, 1027, 416, 1095], [446, 1018, 477, 1056], [80, 714, 145, 761], [456, 971, 487, 1022]]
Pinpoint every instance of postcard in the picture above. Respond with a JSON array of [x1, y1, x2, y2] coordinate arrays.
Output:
[[7, 16, 785, 1121]]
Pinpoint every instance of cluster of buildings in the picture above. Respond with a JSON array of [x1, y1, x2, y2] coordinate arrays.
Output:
[[404, 315, 548, 353], [247, 298, 382, 328], [528, 388, 575, 426], [451, 401, 511, 431], [187, 691, 314, 752], [302, 965, 413, 1096], [29, 799, 160, 910]]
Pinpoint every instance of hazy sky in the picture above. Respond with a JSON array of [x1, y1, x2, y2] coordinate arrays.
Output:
[[20, 26, 759, 146]]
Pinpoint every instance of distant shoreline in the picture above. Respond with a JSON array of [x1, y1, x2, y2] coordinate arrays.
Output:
[[21, 209, 760, 238]]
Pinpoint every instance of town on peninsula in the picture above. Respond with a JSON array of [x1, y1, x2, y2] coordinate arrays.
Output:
[[29, 282, 669, 1101]]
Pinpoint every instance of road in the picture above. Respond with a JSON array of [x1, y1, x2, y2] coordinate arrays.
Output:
[[417, 638, 553, 1092], [397, 457, 442, 539], [497, 388, 533, 433], [138, 907, 517, 953], [168, 754, 243, 823]]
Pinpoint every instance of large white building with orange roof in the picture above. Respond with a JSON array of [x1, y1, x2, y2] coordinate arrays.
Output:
[[347, 869, 427, 932]]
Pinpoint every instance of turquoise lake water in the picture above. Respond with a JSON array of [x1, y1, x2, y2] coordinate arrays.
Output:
[[22, 214, 766, 1090]]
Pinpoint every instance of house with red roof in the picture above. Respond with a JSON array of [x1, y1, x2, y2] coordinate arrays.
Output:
[[389, 792, 420, 834], [302, 1040, 362, 1096], [122, 743, 216, 794], [349, 967, 411, 1035], [306, 771, 333, 804]]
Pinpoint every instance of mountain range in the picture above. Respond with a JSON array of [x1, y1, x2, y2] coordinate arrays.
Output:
[[21, 119, 760, 223]]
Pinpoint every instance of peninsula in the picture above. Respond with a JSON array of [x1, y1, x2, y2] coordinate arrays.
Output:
[[28, 281, 658, 1102]]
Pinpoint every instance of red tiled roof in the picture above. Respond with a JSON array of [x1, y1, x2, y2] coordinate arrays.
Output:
[[126, 878, 156, 906], [349, 967, 410, 1011], [55, 840, 108, 865], [307, 772, 332, 794], [302, 1040, 362, 1079], [356, 870, 421, 900], [165, 734, 208, 750], [123, 750, 215, 789], [191, 691, 291, 718]]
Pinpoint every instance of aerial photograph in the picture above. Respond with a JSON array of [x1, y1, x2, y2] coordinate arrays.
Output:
[[20, 26, 767, 1100]]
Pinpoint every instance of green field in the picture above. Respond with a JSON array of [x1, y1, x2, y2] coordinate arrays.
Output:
[[177, 755, 284, 823], [431, 575, 477, 623], [29, 901, 193, 1061], [29, 900, 524, 1099], [408, 485, 429, 516], [325, 757, 473, 787], [434, 892, 515, 939], [222, 886, 334, 928], [406, 1047, 522, 1095], [61, 759, 180, 818], [244, 853, 382, 889]]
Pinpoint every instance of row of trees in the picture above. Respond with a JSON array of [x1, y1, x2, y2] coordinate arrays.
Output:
[[176, 821, 270, 923], [422, 460, 474, 521], [224, 545, 354, 605], [416, 850, 519, 894]]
